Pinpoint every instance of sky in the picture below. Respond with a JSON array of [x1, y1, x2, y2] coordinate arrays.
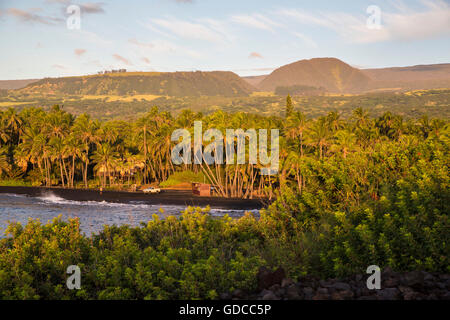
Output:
[[0, 0, 449, 80]]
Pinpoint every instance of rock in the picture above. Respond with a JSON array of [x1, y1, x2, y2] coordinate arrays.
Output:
[[281, 278, 294, 288], [331, 282, 351, 291], [257, 266, 286, 291], [402, 271, 424, 287], [262, 291, 278, 300], [302, 287, 314, 300], [251, 269, 450, 300], [319, 280, 332, 287], [436, 283, 446, 290], [398, 285, 414, 294], [317, 287, 329, 295], [220, 292, 231, 300], [438, 274, 450, 281], [275, 288, 285, 297], [258, 289, 272, 297], [358, 295, 377, 300], [382, 267, 395, 277], [286, 285, 301, 300], [446, 279, 450, 290], [331, 290, 354, 300], [312, 293, 330, 300], [377, 288, 401, 300], [383, 277, 399, 287], [403, 291, 420, 300], [423, 272, 435, 282], [232, 289, 246, 299], [269, 284, 281, 292], [441, 292, 450, 300]]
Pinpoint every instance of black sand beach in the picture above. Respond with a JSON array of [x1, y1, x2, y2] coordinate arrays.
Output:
[[0, 186, 267, 210]]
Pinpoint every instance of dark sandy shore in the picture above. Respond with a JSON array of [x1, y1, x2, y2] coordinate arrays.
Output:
[[0, 186, 268, 210]]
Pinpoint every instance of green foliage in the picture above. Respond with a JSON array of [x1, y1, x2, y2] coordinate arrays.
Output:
[[2, 89, 449, 121], [285, 94, 294, 118], [159, 170, 207, 187], [0, 209, 265, 299], [0, 179, 32, 186], [0, 100, 448, 299]]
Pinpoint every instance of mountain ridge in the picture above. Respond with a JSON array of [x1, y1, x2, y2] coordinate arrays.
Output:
[[14, 71, 256, 97], [257, 57, 372, 93], [2, 59, 450, 94]]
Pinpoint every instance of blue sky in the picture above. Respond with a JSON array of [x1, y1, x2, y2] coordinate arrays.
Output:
[[0, 0, 449, 79]]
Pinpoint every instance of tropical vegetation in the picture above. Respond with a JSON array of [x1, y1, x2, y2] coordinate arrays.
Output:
[[0, 99, 448, 299]]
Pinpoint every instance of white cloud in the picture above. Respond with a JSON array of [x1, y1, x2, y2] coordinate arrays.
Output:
[[147, 17, 230, 43], [293, 32, 318, 48], [231, 13, 280, 32], [279, 0, 450, 43], [129, 38, 154, 48], [0, 7, 62, 25], [68, 29, 112, 45]]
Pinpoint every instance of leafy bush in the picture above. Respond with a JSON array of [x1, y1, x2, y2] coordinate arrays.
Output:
[[0, 179, 32, 187], [159, 170, 207, 187]]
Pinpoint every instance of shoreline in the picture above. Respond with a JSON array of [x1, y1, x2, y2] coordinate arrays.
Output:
[[0, 186, 268, 210]]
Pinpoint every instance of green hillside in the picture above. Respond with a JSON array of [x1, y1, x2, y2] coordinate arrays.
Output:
[[17, 71, 256, 97]]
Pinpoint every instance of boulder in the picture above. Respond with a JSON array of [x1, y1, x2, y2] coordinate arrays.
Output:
[[286, 285, 302, 300], [232, 289, 246, 299], [331, 290, 354, 300], [331, 282, 352, 291], [262, 291, 279, 300], [281, 278, 294, 288], [257, 266, 286, 291], [377, 288, 401, 300]]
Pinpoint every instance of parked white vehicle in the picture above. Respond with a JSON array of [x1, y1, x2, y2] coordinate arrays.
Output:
[[142, 187, 161, 194]]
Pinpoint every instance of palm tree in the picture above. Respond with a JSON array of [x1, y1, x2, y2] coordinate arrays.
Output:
[[0, 147, 10, 176], [0, 116, 10, 145], [73, 114, 100, 188], [326, 111, 344, 132], [330, 130, 356, 159], [4, 108, 23, 144], [64, 135, 84, 187], [92, 143, 119, 188], [49, 136, 67, 187], [352, 107, 369, 128], [286, 111, 307, 156], [307, 117, 331, 159], [32, 134, 52, 186]]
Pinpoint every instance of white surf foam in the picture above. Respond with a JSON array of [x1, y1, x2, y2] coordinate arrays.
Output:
[[37, 193, 152, 208]]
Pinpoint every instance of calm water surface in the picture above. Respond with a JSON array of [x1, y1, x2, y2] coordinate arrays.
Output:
[[0, 193, 258, 236]]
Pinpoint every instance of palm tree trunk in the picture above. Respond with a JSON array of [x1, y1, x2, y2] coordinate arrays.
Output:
[[143, 125, 147, 185], [71, 156, 75, 187], [84, 146, 89, 188], [59, 158, 65, 188]]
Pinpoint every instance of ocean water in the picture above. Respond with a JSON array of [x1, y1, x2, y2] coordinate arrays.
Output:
[[0, 193, 258, 237]]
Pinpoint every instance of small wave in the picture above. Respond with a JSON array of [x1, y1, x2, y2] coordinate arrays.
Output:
[[0, 193, 29, 198], [37, 192, 152, 208]]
